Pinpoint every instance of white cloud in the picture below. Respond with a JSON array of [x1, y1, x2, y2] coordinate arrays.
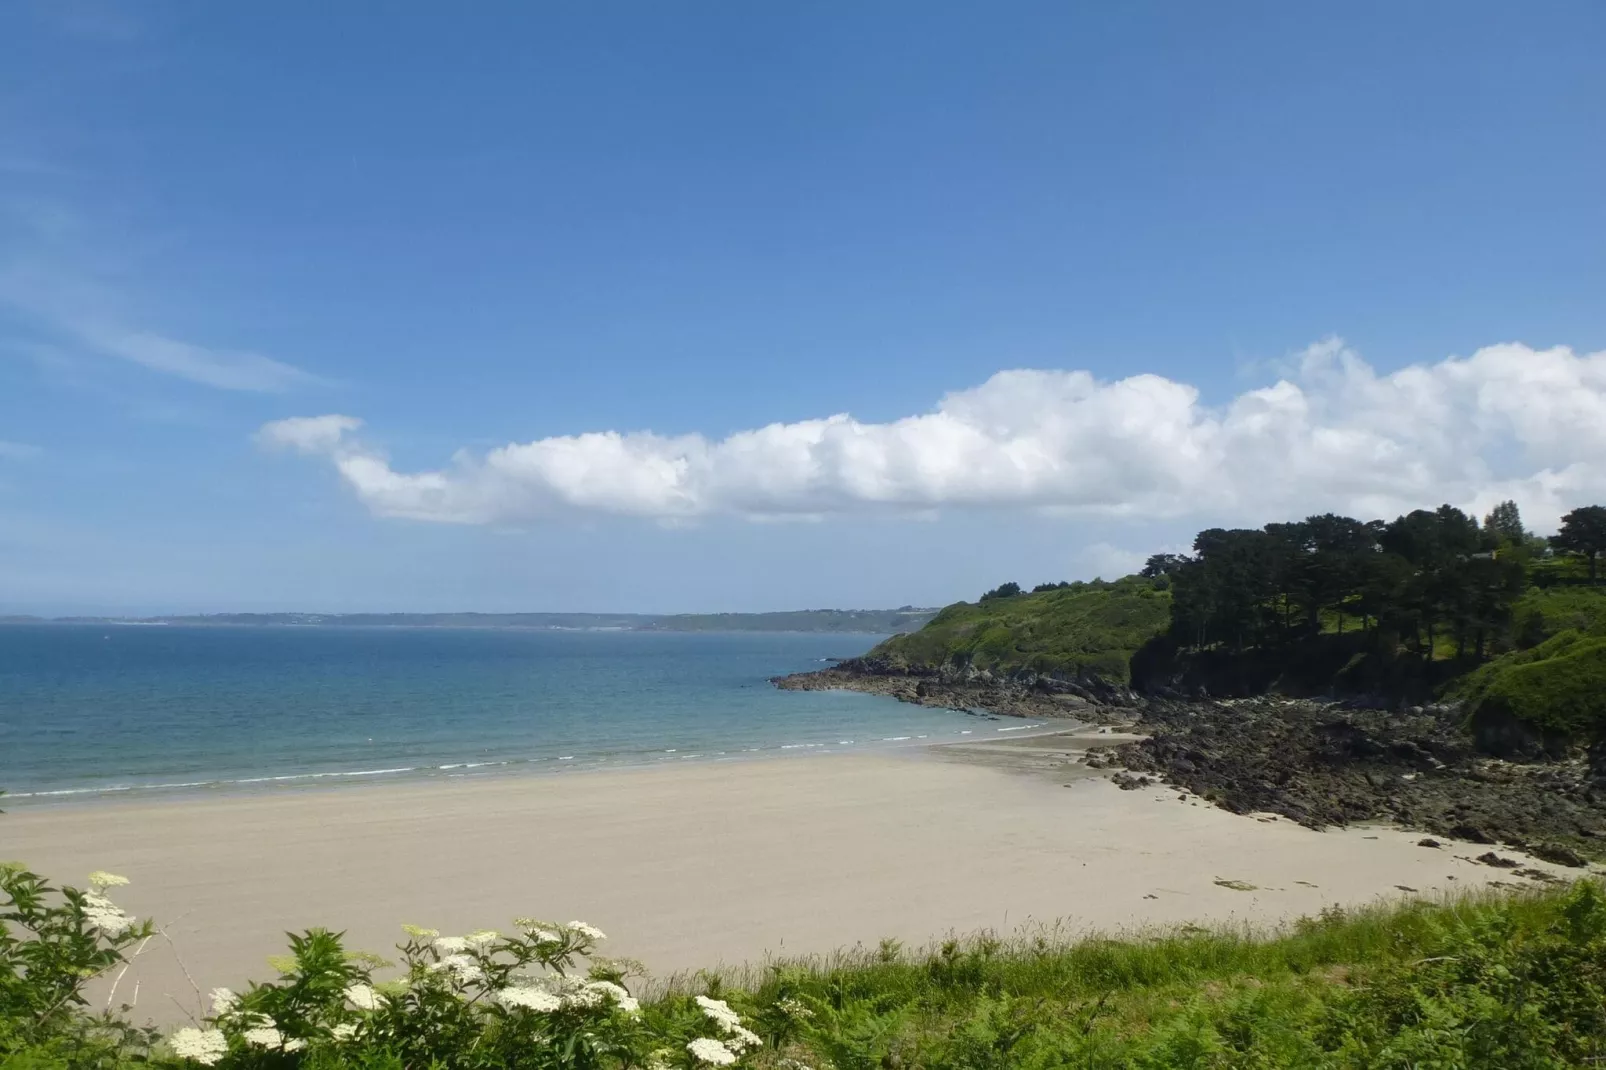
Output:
[[0, 198, 320, 393], [256, 414, 364, 454], [80, 327, 317, 393], [260, 339, 1606, 532]]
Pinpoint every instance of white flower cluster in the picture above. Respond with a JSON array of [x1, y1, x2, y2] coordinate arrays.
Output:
[[429, 952, 485, 983], [345, 982, 382, 1011], [168, 1027, 228, 1066], [514, 918, 562, 944], [331, 1022, 359, 1041], [81, 873, 136, 937], [687, 1037, 739, 1066], [777, 997, 814, 1021], [583, 980, 640, 1015], [496, 984, 564, 1012], [566, 920, 607, 942], [242, 1021, 305, 1052], [464, 929, 499, 949], [687, 995, 760, 1065], [209, 988, 239, 1017], [695, 995, 742, 1031], [432, 936, 469, 954]]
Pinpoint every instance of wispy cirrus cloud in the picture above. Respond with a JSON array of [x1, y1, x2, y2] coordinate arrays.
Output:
[[0, 196, 321, 393], [259, 339, 1606, 533]]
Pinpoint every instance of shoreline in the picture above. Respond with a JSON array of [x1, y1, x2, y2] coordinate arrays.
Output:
[[4, 733, 1582, 1028], [0, 715, 1069, 812]]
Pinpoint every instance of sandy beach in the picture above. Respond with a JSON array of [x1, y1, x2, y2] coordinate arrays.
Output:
[[2, 736, 1575, 1026]]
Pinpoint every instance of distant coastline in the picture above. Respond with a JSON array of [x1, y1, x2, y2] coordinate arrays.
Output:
[[0, 607, 938, 634]]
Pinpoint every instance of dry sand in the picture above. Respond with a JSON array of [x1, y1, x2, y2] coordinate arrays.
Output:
[[1, 741, 1573, 1025]]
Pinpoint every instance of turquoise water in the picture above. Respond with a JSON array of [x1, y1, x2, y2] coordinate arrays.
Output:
[[0, 625, 1004, 803]]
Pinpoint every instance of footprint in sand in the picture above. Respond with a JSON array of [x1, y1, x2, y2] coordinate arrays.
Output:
[[1214, 879, 1258, 892]]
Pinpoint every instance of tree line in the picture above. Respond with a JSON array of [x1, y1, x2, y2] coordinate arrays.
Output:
[[1140, 503, 1606, 661]]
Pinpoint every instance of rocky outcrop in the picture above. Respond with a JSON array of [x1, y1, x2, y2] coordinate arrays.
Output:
[[1110, 696, 1604, 864], [772, 657, 1141, 722], [774, 660, 1606, 864]]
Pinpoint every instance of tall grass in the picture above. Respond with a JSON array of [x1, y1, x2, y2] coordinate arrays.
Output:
[[7, 871, 1606, 1069]]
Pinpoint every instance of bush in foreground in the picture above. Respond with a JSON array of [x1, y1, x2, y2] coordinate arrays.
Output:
[[7, 863, 1606, 1069]]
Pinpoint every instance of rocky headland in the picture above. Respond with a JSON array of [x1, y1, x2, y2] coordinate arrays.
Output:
[[773, 660, 1606, 867]]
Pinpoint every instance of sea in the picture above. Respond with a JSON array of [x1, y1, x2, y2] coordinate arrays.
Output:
[[0, 624, 1015, 805]]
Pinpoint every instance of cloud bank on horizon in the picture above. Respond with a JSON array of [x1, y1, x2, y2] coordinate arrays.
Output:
[[259, 339, 1606, 533]]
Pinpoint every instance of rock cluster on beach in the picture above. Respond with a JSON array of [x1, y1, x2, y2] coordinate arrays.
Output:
[[773, 663, 1606, 866]]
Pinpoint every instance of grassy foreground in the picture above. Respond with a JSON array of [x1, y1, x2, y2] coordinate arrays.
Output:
[[9, 866, 1606, 1069]]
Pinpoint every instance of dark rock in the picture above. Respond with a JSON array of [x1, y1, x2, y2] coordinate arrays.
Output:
[[1417, 838, 1442, 849], [1476, 852, 1521, 869], [1529, 842, 1588, 868]]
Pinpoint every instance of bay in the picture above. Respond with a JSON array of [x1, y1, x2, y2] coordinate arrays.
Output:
[[0, 625, 996, 802]]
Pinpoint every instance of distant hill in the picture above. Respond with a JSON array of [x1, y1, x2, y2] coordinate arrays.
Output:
[[865, 576, 1172, 683], [22, 608, 939, 634]]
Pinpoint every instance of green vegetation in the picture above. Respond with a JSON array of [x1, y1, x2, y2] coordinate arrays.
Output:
[[11, 861, 1606, 1069], [866, 577, 1171, 681], [864, 498, 1606, 747], [1552, 505, 1606, 584]]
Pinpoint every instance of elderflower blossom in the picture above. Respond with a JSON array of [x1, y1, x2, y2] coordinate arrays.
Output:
[[432, 936, 469, 954], [402, 924, 440, 940], [687, 1038, 738, 1066], [566, 920, 607, 942], [331, 1023, 358, 1042], [429, 953, 485, 983], [243, 1024, 303, 1051], [496, 985, 563, 1012], [777, 997, 813, 1020], [88, 871, 130, 889], [584, 980, 640, 1015], [345, 983, 382, 1011], [464, 929, 499, 949], [209, 988, 239, 1017], [725, 1025, 761, 1052], [81, 891, 135, 936], [561, 985, 605, 1009], [695, 995, 743, 1032], [168, 1027, 228, 1066]]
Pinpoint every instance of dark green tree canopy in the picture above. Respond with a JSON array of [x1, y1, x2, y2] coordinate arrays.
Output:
[[1553, 505, 1606, 583], [980, 581, 1022, 601], [1483, 500, 1526, 544]]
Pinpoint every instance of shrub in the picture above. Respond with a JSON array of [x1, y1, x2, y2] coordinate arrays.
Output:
[[0, 866, 158, 1068], [1466, 634, 1606, 742]]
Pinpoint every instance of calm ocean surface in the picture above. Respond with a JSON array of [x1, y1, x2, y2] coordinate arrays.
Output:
[[0, 625, 1007, 804]]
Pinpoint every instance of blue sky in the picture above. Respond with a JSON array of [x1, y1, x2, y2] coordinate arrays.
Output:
[[2, 2, 1604, 615]]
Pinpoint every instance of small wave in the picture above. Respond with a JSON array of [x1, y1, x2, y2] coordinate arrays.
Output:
[[881, 736, 912, 741], [5, 765, 422, 799]]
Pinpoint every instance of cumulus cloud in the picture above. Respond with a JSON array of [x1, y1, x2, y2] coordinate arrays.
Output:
[[259, 339, 1606, 532], [255, 414, 363, 454]]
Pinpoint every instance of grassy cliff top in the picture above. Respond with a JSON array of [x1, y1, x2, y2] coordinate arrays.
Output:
[[866, 575, 1171, 682], [1456, 586, 1606, 742]]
